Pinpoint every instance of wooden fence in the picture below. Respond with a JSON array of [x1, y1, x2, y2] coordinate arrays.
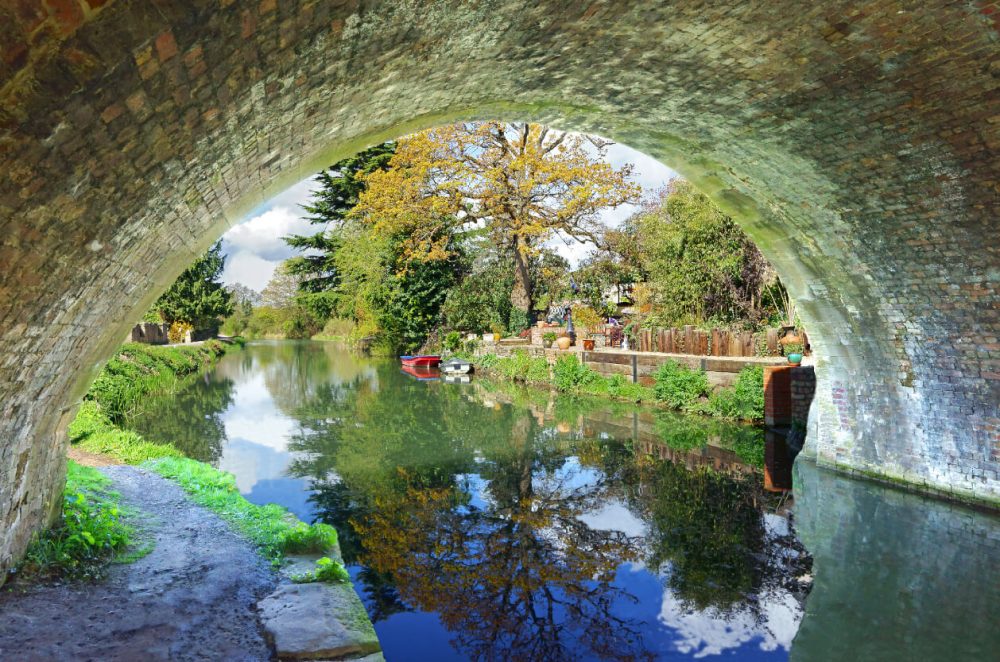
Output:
[[631, 325, 809, 358]]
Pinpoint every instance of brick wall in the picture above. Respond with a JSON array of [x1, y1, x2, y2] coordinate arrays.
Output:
[[765, 366, 817, 427], [0, 0, 997, 577]]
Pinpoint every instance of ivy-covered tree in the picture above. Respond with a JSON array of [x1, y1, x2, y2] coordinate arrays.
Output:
[[150, 241, 233, 332], [634, 181, 777, 328], [284, 142, 396, 320]]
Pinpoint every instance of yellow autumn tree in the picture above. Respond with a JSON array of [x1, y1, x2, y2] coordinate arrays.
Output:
[[351, 122, 641, 319]]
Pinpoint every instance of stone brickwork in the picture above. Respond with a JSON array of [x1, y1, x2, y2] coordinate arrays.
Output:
[[765, 366, 818, 427], [0, 0, 998, 575], [128, 322, 169, 345]]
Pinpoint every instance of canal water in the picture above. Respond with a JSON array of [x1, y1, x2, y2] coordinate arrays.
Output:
[[130, 341, 1000, 661]]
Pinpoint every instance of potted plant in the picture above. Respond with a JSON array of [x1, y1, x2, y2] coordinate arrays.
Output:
[[784, 341, 804, 365], [582, 336, 595, 351], [542, 331, 557, 349], [556, 333, 572, 351]]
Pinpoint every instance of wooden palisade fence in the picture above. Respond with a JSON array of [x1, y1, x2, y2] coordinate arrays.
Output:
[[632, 325, 809, 358]]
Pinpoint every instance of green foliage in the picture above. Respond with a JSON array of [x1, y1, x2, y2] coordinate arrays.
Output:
[[285, 143, 397, 318], [149, 241, 233, 331], [69, 401, 184, 464], [146, 457, 338, 563], [542, 331, 558, 343], [706, 365, 764, 422], [441, 256, 515, 334], [443, 331, 462, 352], [553, 354, 601, 392], [85, 341, 228, 423], [291, 556, 352, 584], [634, 181, 777, 328], [17, 461, 133, 582], [782, 341, 804, 356], [482, 350, 550, 383], [652, 360, 710, 410]]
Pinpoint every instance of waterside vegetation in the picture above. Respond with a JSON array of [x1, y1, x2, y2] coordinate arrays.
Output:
[[474, 351, 765, 422], [12, 462, 135, 583], [57, 338, 346, 580]]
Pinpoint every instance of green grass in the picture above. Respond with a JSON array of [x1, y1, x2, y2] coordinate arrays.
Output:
[[87, 341, 230, 424], [15, 461, 133, 582], [290, 556, 352, 584], [69, 401, 183, 464], [144, 457, 338, 564]]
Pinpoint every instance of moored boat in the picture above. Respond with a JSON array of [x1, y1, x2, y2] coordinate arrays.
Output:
[[440, 358, 472, 374], [400, 355, 441, 367]]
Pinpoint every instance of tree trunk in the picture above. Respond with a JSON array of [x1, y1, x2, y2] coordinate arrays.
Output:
[[510, 238, 533, 319]]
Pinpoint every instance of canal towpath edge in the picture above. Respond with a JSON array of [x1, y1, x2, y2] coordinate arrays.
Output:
[[0, 462, 382, 661]]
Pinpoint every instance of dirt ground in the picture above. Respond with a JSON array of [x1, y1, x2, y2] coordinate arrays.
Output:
[[0, 465, 278, 661]]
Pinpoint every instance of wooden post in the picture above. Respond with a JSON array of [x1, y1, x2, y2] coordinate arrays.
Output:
[[767, 328, 779, 356], [684, 325, 695, 354]]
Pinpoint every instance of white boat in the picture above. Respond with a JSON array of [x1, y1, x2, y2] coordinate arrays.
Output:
[[440, 358, 472, 374], [442, 373, 472, 385]]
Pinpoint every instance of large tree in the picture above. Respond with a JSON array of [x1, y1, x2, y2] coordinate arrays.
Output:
[[150, 241, 233, 331], [284, 142, 396, 319], [351, 122, 640, 321], [635, 181, 777, 328]]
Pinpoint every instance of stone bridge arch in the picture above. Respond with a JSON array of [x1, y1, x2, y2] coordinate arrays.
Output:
[[1, 0, 997, 575]]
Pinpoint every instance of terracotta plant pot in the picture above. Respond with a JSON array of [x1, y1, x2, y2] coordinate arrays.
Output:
[[582, 339, 595, 351], [556, 336, 572, 351], [787, 353, 803, 366]]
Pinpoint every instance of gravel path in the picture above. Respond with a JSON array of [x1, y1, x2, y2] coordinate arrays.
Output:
[[0, 465, 278, 661]]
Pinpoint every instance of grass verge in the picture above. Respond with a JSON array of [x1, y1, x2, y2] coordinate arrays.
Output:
[[144, 457, 340, 566]]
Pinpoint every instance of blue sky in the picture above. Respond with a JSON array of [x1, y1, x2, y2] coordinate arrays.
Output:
[[220, 138, 677, 291]]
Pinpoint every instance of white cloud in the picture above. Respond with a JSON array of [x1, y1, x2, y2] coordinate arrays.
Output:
[[223, 207, 316, 262], [222, 251, 281, 291]]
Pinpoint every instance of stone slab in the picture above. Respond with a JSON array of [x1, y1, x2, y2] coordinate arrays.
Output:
[[258, 583, 380, 660]]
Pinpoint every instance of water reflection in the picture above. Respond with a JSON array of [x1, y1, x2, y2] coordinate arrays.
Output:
[[126, 342, 1000, 661]]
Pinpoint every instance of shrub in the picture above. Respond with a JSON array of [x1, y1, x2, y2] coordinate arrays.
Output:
[[542, 331, 558, 343], [706, 365, 764, 421], [553, 355, 601, 392], [168, 321, 193, 344], [652, 360, 710, 410], [497, 350, 550, 382], [443, 331, 462, 352]]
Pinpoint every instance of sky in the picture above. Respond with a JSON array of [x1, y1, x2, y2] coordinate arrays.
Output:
[[220, 137, 677, 291]]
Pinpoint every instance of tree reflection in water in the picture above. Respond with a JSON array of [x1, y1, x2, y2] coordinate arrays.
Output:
[[127, 373, 235, 463], [285, 361, 810, 661]]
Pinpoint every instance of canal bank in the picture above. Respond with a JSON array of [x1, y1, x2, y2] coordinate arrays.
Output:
[[4, 340, 382, 661]]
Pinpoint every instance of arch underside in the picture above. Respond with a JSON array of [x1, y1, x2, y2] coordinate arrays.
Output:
[[0, 0, 997, 575]]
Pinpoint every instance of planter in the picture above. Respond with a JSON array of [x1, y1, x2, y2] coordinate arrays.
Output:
[[556, 336, 572, 351], [787, 353, 803, 366], [543, 340, 553, 349], [582, 339, 595, 351], [536, 320, 546, 328]]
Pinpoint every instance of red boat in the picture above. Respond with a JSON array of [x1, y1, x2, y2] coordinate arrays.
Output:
[[400, 355, 441, 367]]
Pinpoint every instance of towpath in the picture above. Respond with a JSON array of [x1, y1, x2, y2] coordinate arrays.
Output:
[[0, 464, 277, 660]]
